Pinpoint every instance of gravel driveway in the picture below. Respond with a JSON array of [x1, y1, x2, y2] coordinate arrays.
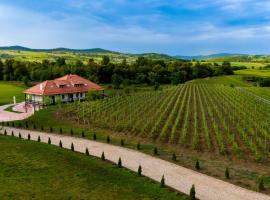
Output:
[[1, 127, 269, 200]]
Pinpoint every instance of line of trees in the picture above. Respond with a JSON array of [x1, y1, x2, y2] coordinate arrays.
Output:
[[0, 56, 233, 86]]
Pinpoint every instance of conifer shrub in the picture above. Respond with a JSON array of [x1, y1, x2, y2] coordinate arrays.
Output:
[[225, 167, 230, 179], [106, 136, 110, 143], [189, 184, 196, 200], [85, 148, 89, 156], [160, 175, 165, 188], [48, 137, 51, 144], [71, 143, 74, 151], [38, 136, 41, 142], [154, 147, 158, 155], [28, 134, 31, 140], [118, 157, 122, 168], [138, 165, 142, 176], [172, 152, 177, 161], [137, 142, 140, 150], [195, 159, 200, 170], [59, 140, 62, 148], [101, 152, 105, 161], [258, 177, 265, 191], [121, 139, 124, 146]]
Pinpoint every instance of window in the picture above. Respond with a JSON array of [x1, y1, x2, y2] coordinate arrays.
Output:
[[76, 93, 79, 98], [62, 95, 65, 99]]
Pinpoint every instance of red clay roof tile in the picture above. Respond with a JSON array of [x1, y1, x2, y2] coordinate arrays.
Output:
[[24, 74, 103, 95]]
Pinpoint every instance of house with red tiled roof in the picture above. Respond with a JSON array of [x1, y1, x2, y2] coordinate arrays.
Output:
[[24, 74, 103, 111]]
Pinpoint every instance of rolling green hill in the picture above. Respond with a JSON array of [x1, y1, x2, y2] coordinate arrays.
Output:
[[0, 46, 176, 63]]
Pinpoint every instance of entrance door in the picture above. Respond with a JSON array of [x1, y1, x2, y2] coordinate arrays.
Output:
[[68, 94, 74, 102]]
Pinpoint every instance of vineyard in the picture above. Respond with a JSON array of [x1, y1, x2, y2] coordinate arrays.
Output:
[[64, 84, 270, 161]]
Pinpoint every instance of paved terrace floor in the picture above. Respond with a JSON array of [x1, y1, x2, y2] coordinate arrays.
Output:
[[1, 127, 269, 200], [0, 102, 33, 122]]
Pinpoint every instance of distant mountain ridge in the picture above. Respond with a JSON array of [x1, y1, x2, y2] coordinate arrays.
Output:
[[174, 53, 249, 60], [0, 45, 114, 54]]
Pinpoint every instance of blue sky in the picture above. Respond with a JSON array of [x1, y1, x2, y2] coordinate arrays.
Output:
[[0, 0, 270, 55]]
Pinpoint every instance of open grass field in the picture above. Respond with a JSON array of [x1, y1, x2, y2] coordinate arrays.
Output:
[[0, 82, 25, 105], [189, 75, 250, 87], [0, 135, 186, 200], [235, 69, 270, 78]]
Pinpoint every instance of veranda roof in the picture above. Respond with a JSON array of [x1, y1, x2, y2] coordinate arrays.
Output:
[[24, 74, 103, 96]]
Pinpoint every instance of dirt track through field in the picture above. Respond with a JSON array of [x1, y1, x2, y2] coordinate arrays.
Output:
[[1, 127, 269, 200]]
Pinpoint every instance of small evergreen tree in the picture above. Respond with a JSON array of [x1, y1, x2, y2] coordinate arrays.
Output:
[[138, 165, 142, 176], [59, 128, 62, 134], [137, 142, 140, 150], [225, 167, 230, 179], [81, 131, 85, 137], [38, 136, 41, 142], [172, 152, 177, 161], [11, 131, 14, 136], [19, 133, 21, 138], [258, 177, 265, 191], [70, 129, 73, 135], [59, 140, 62, 148], [93, 133, 97, 140], [195, 159, 200, 170], [106, 136, 110, 143], [101, 152, 105, 161], [4, 129, 7, 135], [48, 137, 51, 144], [121, 139, 124, 146], [71, 143, 74, 151], [160, 175, 165, 188], [189, 184, 196, 200], [85, 148, 89, 156], [28, 134, 31, 140], [118, 157, 122, 168], [154, 147, 158, 155], [50, 127, 53, 133]]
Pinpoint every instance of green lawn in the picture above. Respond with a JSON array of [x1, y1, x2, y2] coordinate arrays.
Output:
[[0, 82, 25, 105], [0, 135, 186, 200]]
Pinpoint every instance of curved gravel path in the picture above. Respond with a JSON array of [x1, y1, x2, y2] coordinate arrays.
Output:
[[1, 127, 269, 200]]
